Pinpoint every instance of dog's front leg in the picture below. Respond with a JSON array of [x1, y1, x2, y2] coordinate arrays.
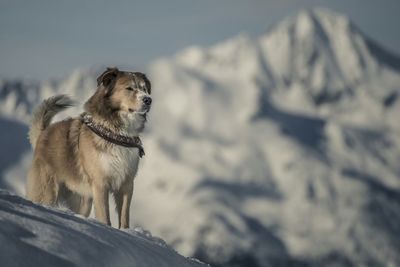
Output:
[[114, 180, 134, 229], [93, 185, 111, 226]]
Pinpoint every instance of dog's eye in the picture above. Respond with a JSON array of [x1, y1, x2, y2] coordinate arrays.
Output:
[[126, 87, 134, 91]]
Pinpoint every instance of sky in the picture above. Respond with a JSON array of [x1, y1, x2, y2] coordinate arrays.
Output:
[[0, 0, 399, 81]]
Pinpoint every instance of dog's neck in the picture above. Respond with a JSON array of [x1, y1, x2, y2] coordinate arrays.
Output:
[[80, 112, 145, 157], [83, 90, 145, 136], [84, 90, 123, 130]]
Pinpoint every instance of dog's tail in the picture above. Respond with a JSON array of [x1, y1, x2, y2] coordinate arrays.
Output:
[[29, 94, 74, 148]]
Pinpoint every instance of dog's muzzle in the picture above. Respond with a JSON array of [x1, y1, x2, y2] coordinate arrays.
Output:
[[142, 96, 152, 106]]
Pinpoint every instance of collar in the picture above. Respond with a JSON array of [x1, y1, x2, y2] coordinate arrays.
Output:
[[80, 113, 145, 158]]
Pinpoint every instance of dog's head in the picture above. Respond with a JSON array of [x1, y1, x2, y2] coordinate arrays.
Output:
[[89, 67, 152, 134]]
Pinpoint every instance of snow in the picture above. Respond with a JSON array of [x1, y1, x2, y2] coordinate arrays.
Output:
[[1, 7, 400, 267], [0, 189, 208, 267]]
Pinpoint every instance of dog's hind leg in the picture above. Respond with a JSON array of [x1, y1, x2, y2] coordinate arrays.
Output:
[[57, 185, 92, 216], [78, 196, 92, 217], [26, 163, 58, 206]]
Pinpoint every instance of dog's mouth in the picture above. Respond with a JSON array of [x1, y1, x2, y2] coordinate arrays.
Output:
[[128, 108, 148, 114], [128, 108, 148, 121]]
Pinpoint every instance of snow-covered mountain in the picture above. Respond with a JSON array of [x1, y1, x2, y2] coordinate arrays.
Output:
[[1, 8, 400, 267], [0, 189, 208, 267]]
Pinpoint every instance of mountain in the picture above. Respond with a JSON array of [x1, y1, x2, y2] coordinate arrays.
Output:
[[0, 189, 208, 267], [0, 68, 98, 123], [1, 8, 400, 267]]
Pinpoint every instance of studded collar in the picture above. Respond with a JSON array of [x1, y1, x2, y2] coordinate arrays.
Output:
[[80, 113, 145, 157]]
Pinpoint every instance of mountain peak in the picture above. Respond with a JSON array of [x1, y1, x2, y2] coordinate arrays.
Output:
[[274, 7, 353, 44], [257, 8, 390, 104], [270, 7, 400, 73], [299, 7, 350, 25]]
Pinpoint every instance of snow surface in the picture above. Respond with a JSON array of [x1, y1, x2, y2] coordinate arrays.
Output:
[[1, 7, 400, 267], [0, 189, 208, 267]]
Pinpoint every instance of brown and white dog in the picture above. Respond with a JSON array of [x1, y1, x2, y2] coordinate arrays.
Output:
[[26, 67, 152, 228]]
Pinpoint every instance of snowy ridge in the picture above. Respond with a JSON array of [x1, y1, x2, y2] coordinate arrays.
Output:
[[1, 8, 400, 267], [0, 189, 208, 267], [0, 68, 97, 123]]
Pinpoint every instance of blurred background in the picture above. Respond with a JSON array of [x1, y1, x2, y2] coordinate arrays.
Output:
[[1, 0, 400, 266]]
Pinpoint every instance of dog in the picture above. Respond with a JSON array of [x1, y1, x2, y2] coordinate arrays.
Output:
[[26, 67, 152, 228]]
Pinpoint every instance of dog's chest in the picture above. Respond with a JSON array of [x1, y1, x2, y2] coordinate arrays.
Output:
[[99, 146, 140, 190]]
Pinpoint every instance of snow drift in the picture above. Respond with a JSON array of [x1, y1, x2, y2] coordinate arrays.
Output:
[[0, 189, 207, 267]]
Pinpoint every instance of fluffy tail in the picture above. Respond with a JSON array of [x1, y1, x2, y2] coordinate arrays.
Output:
[[28, 94, 74, 148]]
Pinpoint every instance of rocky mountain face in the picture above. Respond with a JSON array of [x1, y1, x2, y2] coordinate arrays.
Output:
[[1, 8, 400, 267]]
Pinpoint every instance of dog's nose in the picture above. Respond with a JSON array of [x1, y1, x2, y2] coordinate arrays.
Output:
[[142, 96, 152, 106]]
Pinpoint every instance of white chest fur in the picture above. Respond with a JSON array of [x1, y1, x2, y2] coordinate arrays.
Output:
[[99, 146, 140, 191]]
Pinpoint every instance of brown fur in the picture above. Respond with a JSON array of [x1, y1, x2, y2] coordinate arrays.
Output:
[[26, 68, 151, 228]]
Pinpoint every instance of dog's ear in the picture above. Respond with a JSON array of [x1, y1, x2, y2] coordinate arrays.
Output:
[[97, 67, 119, 96]]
